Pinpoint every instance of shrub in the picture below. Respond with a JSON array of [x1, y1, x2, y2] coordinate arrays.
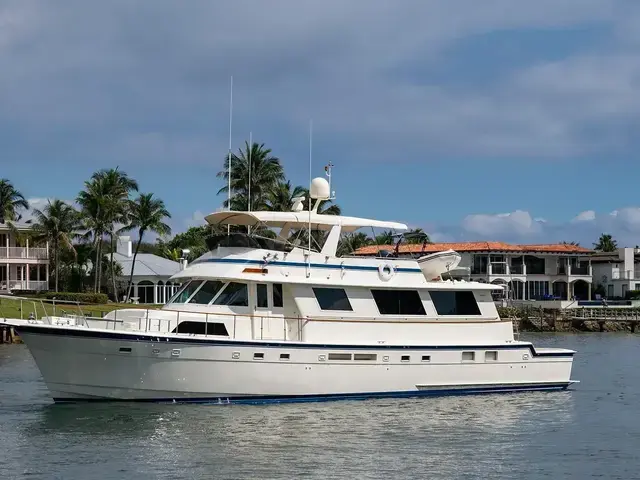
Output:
[[625, 290, 640, 300], [28, 292, 109, 304], [10, 290, 42, 297]]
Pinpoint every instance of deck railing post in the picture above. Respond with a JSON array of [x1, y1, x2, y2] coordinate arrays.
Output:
[[176, 311, 180, 334], [261, 316, 264, 340], [145, 309, 149, 332], [114, 309, 117, 330], [20, 300, 23, 319], [205, 313, 209, 336], [283, 317, 286, 341], [233, 315, 236, 339]]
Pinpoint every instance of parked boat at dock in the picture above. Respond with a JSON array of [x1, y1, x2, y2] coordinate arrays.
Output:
[[3, 172, 577, 404]]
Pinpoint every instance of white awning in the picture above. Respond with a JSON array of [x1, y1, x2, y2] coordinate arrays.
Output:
[[204, 211, 408, 232]]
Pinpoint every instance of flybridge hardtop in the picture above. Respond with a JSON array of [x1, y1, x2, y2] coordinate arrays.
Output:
[[204, 210, 409, 233]]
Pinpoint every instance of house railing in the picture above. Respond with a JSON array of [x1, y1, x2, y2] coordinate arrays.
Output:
[[0, 280, 48, 292], [0, 247, 48, 259]]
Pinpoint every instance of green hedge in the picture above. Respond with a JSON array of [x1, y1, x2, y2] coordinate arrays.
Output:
[[29, 292, 109, 304]]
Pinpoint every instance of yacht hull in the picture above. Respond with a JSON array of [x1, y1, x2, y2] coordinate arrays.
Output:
[[14, 323, 575, 404]]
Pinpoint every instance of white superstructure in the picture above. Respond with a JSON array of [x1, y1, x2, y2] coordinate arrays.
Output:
[[5, 174, 576, 403]]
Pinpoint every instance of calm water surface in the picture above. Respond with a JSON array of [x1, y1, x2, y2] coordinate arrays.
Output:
[[1, 333, 639, 479]]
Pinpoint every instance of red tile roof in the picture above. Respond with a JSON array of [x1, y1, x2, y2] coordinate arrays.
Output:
[[353, 241, 592, 256]]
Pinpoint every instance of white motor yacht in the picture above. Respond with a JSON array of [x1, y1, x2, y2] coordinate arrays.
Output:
[[4, 174, 577, 403]]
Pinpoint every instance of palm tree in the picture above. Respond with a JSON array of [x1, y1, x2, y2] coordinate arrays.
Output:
[[96, 168, 138, 302], [562, 241, 581, 246], [123, 193, 171, 302], [404, 228, 431, 244], [0, 179, 29, 223], [337, 232, 372, 256], [77, 168, 138, 297], [375, 230, 395, 245], [593, 234, 617, 252], [266, 181, 307, 212], [31, 200, 81, 292], [217, 141, 285, 211]]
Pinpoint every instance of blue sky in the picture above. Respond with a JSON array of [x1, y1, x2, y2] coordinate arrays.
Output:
[[2, 0, 640, 246]]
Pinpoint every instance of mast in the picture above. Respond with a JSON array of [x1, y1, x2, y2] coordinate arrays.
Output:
[[227, 75, 233, 235]]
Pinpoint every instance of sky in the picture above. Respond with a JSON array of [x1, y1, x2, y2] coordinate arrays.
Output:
[[2, 0, 640, 247]]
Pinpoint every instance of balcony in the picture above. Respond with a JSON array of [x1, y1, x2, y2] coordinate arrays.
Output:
[[569, 264, 592, 276], [509, 264, 524, 275], [0, 247, 48, 260], [0, 280, 48, 291]]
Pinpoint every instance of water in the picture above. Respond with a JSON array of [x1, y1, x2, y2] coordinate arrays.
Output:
[[0, 334, 639, 479]]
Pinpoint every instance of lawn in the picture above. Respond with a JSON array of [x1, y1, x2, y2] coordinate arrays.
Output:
[[0, 297, 161, 321]]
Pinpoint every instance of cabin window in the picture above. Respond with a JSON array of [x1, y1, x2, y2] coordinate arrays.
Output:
[[253, 352, 264, 360], [429, 291, 481, 316], [257, 284, 268, 308], [172, 321, 229, 336], [327, 353, 352, 361], [421, 355, 431, 362], [313, 287, 353, 311], [171, 281, 203, 303], [370, 289, 426, 315], [280, 353, 290, 361], [485, 351, 498, 362], [188, 281, 224, 305], [273, 283, 283, 308], [401, 355, 410, 362], [213, 282, 249, 307], [354, 353, 377, 361]]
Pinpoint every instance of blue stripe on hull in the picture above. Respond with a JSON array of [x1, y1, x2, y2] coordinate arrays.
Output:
[[51, 383, 571, 405], [191, 257, 422, 273], [14, 325, 574, 358]]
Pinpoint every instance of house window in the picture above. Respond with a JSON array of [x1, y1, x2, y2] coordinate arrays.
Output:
[[273, 283, 283, 308], [188, 281, 224, 305], [370, 290, 426, 315], [429, 291, 481, 315], [257, 283, 268, 308], [213, 282, 249, 307], [313, 287, 353, 311]]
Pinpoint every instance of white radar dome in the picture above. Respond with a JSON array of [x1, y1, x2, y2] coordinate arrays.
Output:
[[310, 177, 330, 200]]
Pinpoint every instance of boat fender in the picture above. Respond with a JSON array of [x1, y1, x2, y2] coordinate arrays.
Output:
[[378, 263, 395, 281]]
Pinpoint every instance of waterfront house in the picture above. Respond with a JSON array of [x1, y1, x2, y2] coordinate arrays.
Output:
[[590, 248, 640, 298], [0, 222, 49, 292], [354, 241, 594, 304], [113, 236, 182, 304]]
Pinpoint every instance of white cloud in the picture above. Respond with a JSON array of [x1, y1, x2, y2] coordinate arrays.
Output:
[[572, 210, 596, 222], [461, 210, 544, 238], [425, 206, 640, 247]]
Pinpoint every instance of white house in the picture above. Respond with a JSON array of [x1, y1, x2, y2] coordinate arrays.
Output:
[[113, 236, 182, 304], [0, 222, 49, 292], [591, 248, 640, 298], [355, 241, 594, 304]]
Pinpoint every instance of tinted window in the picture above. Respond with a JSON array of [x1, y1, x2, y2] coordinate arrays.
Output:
[[371, 290, 426, 315], [173, 321, 229, 336], [188, 281, 224, 305], [257, 284, 268, 308], [313, 288, 353, 311], [214, 283, 249, 307], [273, 283, 283, 308], [171, 281, 203, 303], [430, 290, 481, 315]]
